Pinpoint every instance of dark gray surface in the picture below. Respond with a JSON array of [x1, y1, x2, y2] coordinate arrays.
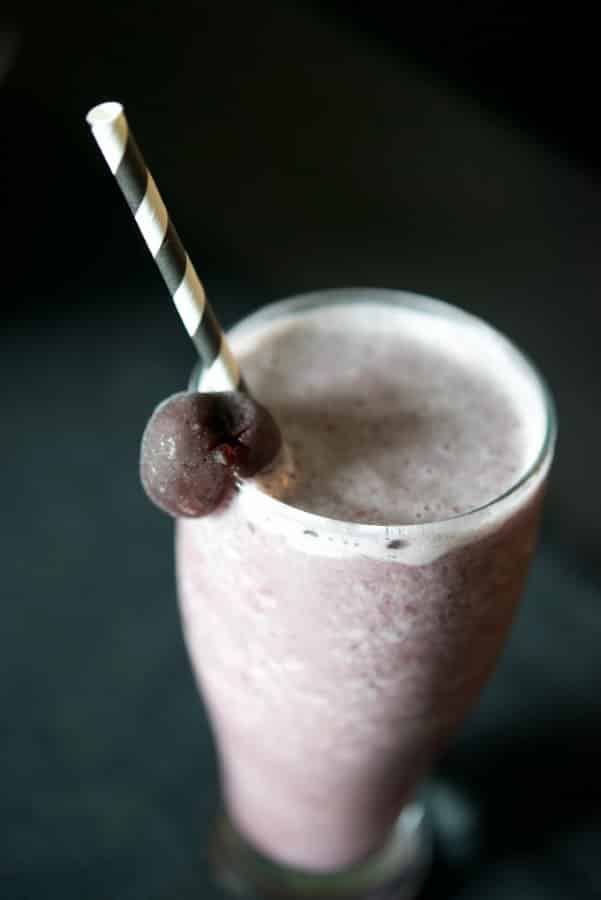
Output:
[[2, 3, 601, 898]]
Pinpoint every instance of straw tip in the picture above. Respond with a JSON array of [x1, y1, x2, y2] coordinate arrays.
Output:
[[86, 101, 124, 127]]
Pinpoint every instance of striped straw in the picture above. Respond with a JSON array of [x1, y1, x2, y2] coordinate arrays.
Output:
[[86, 101, 244, 392]]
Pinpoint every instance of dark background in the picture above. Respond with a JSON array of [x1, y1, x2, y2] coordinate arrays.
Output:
[[2, 3, 600, 899]]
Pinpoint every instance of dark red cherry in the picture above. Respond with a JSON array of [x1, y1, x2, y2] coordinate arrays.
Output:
[[140, 391, 281, 517], [215, 390, 282, 478]]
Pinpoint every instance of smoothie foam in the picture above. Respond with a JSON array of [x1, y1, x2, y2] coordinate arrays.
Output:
[[234, 296, 545, 526]]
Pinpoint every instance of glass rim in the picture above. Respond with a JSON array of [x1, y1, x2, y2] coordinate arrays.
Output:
[[193, 287, 557, 538]]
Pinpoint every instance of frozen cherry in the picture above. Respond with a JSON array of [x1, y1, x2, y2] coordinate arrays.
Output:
[[214, 390, 282, 477], [140, 391, 281, 517]]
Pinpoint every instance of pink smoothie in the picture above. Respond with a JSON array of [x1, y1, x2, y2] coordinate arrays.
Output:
[[176, 289, 553, 872]]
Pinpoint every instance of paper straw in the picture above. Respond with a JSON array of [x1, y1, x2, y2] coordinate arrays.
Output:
[[86, 101, 243, 392]]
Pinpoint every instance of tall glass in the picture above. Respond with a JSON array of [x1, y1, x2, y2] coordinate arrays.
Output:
[[176, 289, 556, 899]]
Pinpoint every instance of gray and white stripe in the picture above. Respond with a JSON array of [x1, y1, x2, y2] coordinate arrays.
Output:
[[86, 101, 243, 392]]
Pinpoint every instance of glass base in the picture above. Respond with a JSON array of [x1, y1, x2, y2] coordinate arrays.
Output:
[[209, 801, 432, 900]]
